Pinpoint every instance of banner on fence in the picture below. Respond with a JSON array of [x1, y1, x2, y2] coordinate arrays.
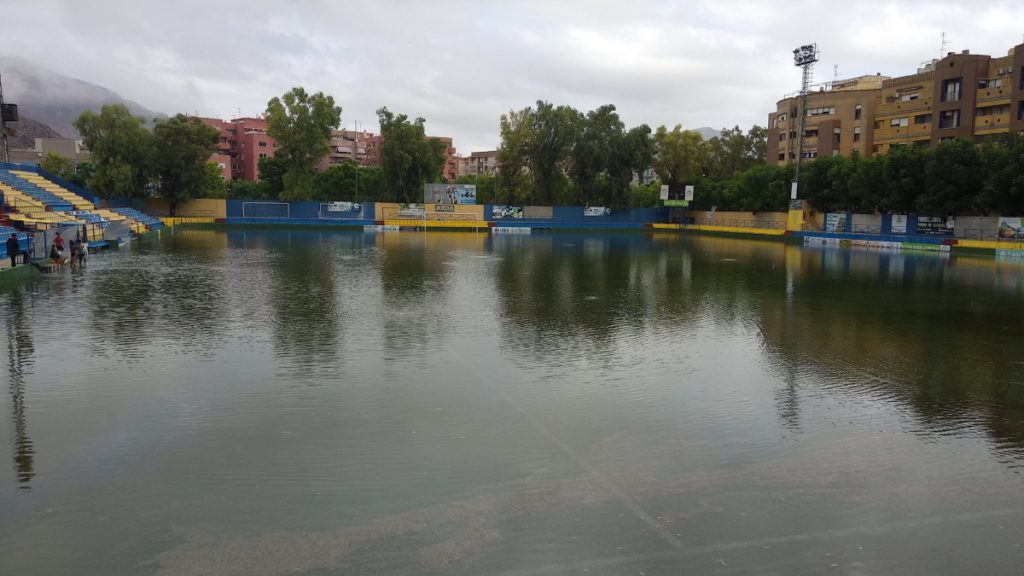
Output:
[[825, 213, 847, 233], [891, 214, 907, 234], [997, 217, 1024, 241], [424, 183, 476, 205], [916, 216, 955, 236], [325, 201, 360, 213], [584, 206, 611, 217], [398, 204, 425, 218], [492, 205, 524, 219]]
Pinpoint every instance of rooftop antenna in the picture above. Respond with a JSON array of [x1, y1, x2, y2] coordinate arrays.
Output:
[[940, 32, 949, 58]]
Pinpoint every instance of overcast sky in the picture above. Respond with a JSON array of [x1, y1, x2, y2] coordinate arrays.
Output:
[[5, 0, 1024, 151]]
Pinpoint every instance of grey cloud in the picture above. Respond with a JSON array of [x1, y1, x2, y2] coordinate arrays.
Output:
[[4, 0, 1024, 152]]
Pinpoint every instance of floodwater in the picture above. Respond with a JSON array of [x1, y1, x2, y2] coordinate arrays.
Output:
[[2, 229, 1023, 575]]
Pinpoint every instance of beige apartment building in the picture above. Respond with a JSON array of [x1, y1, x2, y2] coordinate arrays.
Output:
[[457, 150, 498, 178], [767, 42, 1024, 165]]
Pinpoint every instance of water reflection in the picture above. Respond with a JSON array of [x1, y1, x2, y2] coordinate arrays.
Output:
[[88, 230, 230, 358], [264, 232, 342, 373], [759, 243, 1024, 465], [376, 232, 460, 362], [4, 288, 35, 487]]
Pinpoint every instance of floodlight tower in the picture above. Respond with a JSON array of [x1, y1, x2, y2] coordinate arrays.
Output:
[[791, 43, 818, 200]]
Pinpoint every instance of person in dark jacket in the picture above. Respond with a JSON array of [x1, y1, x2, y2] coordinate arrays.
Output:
[[6, 234, 19, 268]]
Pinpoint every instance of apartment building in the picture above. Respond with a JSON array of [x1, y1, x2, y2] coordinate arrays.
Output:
[[768, 75, 888, 163], [457, 150, 498, 178], [317, 129, 375, 171], [767, 42, 1024, 165], [200, 117, 460, 182], [199, 116, 276, 182]]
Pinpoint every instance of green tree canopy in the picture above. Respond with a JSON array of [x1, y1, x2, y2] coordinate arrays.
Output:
[[496, 107, 534, 206], [652, 125, 708, 185], [152, 114, 221, 211], [377, 107, 446, 204], [265, 87, 342, 201], [73, 104, 154, 198], [40, 152, 74, 181], [529, 101, 580, 205]]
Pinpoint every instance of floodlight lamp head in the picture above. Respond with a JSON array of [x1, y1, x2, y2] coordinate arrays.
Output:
[[793, 44, 819, 66]]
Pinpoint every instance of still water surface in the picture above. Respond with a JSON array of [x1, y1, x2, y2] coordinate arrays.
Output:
[[2, 229, 1024, 575]]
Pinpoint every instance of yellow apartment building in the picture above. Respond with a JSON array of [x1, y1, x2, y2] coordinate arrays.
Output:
[[767, 42, 1024, 165]]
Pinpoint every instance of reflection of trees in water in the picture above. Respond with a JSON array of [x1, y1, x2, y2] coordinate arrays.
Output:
[[5, 289, 35, 487], [377, 234, 452, 362], [267, 235, 341, 371], [88, 237, 229, 357], [492, 235, 646, 366], [758, 246, 1024, 464], [492, 234, 790, 368]]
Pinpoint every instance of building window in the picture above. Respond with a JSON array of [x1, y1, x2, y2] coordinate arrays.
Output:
[[938, 109, 960, 129], [914, 114, 932, 125], [890, 117, 909, 127], [854, 105, 862, 120], [874, 120, 883, 129], [941, 78, 962, 102], [804, 129, 818, 138], [258, 141, 268, 148], [1018, 101, 1024, 121], [259, 153, 268, 158], [778, 133, 785, 141], [853, 127, 861, 142], [977, 104, 1009, 117], [802, 150, 817, 159], [806, 106, 836, 116], [900, 93, 920, 101]]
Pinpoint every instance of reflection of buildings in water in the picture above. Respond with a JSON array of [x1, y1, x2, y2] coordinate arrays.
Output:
[[763, 248, 1024, 464], [5, 290, 35, 488]]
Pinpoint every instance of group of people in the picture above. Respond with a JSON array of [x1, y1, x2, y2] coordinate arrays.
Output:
[[5, 229, 89, 270], [49, 231, 88, 268]]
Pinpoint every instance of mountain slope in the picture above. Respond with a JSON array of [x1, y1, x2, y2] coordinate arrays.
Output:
[[1, 56, 164, 138], [7, 116, 64, 149]]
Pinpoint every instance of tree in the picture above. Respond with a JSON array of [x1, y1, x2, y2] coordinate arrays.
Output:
[[313, 162, 359, 201], [529, 101, 580, 205], [723, 164, 791, 212], [570, 104, 622, 205], [880, 145, 926, 214], [265, 87, 342, 201], [356, 165, 387, 201], [226, 179, 259, 200], [377, 107, 446, 204], [652, 125, 708, 185], [40, 152, 75, 181], [608, 124, 654, 208], [256, 156, 286, 199], [496, 107, 534, 205], [203, 163, 227, 199], [707, 125, 766, 181], [921, 138, 981, 216], [152, 114, 221, 213], [73, 104, 154, 198]]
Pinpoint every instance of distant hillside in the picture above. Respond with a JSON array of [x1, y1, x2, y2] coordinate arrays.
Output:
[[7, 116, 63, 149], [1, 56, 164, 138], [696, 127, 721, 140]]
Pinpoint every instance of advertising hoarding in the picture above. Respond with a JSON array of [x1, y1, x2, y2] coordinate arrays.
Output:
[[424, 183, 477, 205]]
